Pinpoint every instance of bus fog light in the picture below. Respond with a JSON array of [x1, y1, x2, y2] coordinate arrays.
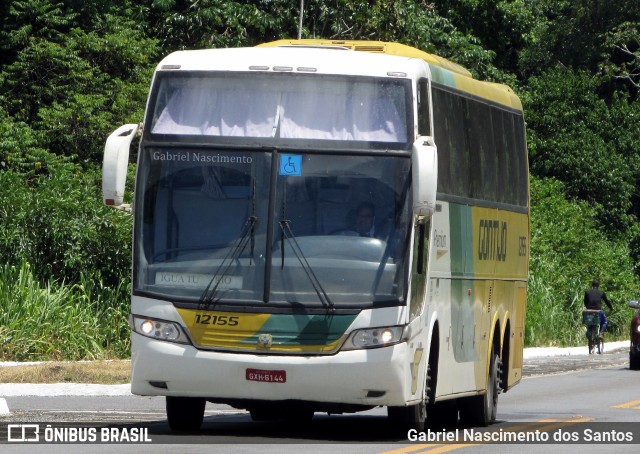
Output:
[[132, 316, 190, 344], [344, 326, 404, 350]]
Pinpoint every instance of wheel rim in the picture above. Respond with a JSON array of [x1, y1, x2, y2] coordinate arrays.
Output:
[[487, 354, 499, 422]]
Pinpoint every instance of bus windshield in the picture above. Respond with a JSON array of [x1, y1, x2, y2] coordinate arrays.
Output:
[[135, 149, 412, 307], [148, 72, 410, 147]]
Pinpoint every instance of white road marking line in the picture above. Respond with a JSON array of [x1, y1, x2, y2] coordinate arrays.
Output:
[[0, 398, 10, 415]]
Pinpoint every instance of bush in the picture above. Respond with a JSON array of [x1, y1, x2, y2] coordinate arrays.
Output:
[[526, 176, 638, 346], [0, 165, 132, 287]]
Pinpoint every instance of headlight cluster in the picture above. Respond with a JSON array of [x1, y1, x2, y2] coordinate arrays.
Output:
[[131, 315, 190, 344], [343, 326, 405, 350]]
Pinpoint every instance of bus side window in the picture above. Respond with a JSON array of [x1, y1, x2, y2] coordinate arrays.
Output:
[[417, 222, 427, 274], [493, 110, 513, 205], [467, 99, 496, 201], [418, 78, 431, 136], [514, 117, 529, 206], [410, 219, 430, 319]]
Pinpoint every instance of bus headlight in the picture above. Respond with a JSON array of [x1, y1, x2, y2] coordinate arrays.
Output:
[[343, 326, 405, 350], [131, 315, 190, 344]]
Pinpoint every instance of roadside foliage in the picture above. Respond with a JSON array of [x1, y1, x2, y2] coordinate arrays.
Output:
[[0, 0, 639, 358]]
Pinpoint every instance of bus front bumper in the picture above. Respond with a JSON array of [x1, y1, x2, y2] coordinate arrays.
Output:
[[130, 334, 413, 407]]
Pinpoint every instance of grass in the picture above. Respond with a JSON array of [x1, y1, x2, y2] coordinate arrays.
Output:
[[0, 262, 130, 361], [0, 261, 130, 384], [525, 271, 629, 347], [0, 361, 131, 384]]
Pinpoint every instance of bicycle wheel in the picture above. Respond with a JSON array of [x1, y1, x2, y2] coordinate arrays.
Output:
[[587, 326, 596, 354], [597, 334, 604, 354]]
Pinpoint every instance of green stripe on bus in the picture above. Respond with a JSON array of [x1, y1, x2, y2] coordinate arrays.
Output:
[[240, 313, 357, 345], [429, 64, 457, 88], [449, 203, 474, 277]]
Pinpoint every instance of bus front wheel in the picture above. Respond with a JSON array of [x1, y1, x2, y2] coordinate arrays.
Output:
[[459, 347, 500, 427], [387, 400, 426, 433], [387, 362, 430, 432], [166, 396, 206, 431]]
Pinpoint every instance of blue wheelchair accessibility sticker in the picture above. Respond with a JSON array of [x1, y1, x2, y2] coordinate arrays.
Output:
[[279, 154, 302, 176]]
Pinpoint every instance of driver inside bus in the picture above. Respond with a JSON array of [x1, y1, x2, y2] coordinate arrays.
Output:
[[331, 201, 390, 239], [354, 202, 377, 238]]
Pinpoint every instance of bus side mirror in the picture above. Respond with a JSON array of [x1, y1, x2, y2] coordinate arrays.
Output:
[[412, 136, 438, 220], [102, 124, 139, 207], [630, 300, 640, 309]]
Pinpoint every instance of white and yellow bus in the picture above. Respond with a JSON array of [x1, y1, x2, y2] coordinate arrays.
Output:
[[103, 40, 529, 432]]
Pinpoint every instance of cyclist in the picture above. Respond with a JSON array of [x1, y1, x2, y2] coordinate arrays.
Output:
[[583, 279, 613, 335]]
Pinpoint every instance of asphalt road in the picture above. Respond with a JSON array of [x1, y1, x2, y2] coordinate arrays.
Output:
[[0, 342, 635, 452], [522, 342, 630, 376]]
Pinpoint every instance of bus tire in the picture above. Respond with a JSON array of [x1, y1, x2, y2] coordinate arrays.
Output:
[[387, 400, 426, 433], [249, 404, 276, 421], [427, 400, 458, 429], [459, 347, 500, 427], [166, 396, 206, 431], [387, 362, 430, 432]]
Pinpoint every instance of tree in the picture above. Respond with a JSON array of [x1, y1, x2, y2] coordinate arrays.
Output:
[[0, 0, 159, 162], [599, 21, 640, 99], [302, 0, 507, 82], [0, 105, 61, 175], [148, 0, 295, 50], [522, 66, 639, 233], [146, 0, 506, 82], [432, 0, 537, 77], [518, 1, 640, 78]]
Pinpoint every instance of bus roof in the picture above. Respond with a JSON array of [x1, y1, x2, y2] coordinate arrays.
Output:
[[258, 40, 472, 77], [156, 46, 426, 81], [259, 39, 522, 111]]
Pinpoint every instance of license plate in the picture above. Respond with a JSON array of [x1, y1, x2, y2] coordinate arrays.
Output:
[[246, 368, 286, 383]]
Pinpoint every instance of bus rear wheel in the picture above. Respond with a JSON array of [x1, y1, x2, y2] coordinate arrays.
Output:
[[459, 348, 500, 427], [166, 396, 206, 431]]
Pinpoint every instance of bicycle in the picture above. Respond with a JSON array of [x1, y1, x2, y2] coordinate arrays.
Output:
[[582, 309, 604, 355]]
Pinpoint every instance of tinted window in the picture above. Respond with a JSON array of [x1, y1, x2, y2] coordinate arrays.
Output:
[[431, 86, 527, 207]]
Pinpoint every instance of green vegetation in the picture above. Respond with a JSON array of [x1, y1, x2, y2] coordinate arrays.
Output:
[[527, 178, 636, 346], [0, 262, 130, 360], [1, 1, 640, 359]]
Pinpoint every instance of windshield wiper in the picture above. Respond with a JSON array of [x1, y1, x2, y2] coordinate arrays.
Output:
[[200, 180, 258, 306], [199, 215, 256, 306], [278, 195, 334, 312], [371, 171, 411, 297]]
